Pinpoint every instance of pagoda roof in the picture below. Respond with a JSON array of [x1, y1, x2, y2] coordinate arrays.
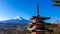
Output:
[[30, 22, 51, 25], [31, 16, 50, 20], [32, 29, 53, 32]]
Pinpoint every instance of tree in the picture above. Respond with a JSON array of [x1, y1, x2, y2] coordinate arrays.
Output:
[[52, 0, 60, 7]]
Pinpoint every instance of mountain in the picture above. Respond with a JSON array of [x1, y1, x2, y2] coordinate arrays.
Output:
[[0, 16, 32, 30]]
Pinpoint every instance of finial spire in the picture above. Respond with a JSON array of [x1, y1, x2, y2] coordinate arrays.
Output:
[[37, 0, 40, 16]]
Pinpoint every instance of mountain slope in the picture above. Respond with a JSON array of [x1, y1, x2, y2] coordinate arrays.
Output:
[[0, 16, 32, 29]]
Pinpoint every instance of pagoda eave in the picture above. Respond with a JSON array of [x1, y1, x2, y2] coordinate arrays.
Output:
[[31, 16, 50, 20]]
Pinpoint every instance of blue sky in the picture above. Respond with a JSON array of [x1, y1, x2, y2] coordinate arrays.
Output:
[[0, 0, 60, 22]]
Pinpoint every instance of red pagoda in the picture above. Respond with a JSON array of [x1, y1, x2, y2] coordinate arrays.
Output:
[[27, 1, 53, 34]]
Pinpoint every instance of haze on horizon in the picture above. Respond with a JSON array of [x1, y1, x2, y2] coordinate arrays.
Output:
[[0, 0, 60, 22]]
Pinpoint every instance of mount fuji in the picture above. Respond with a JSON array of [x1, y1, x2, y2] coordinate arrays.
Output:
[[0, 16, 32, 29]]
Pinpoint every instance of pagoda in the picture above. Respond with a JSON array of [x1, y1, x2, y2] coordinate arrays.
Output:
[[27, 1, 53, 34]]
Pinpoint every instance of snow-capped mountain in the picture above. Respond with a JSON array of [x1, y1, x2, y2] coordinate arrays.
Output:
[[0, 16, 31, 23], [0, 16, 32, 29]]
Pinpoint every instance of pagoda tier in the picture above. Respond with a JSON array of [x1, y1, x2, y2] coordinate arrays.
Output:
[[32, 29, 53, 32], [28, 22, 51, 26], [31, 16, 50, 20]]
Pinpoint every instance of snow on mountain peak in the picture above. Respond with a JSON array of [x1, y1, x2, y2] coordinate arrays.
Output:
[[16, 16, 20, 19], [14, 16, 25, 20]]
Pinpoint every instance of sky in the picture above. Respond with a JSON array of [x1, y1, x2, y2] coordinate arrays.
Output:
[[0, 0, 60, 22]]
